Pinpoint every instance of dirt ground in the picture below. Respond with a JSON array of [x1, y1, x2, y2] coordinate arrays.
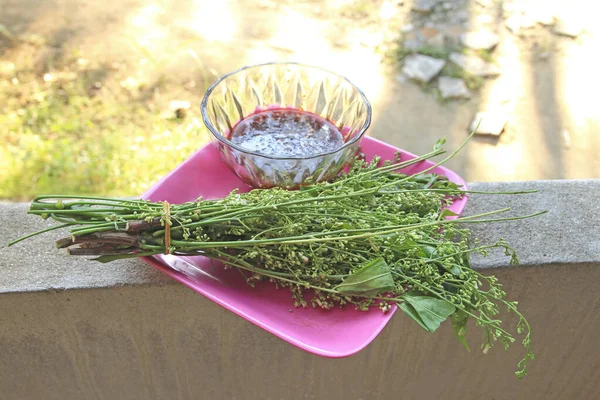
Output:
[[1, 0, 599, 184]]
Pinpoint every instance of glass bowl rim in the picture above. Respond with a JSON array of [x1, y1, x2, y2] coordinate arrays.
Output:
[[200, 61, 372, 161]]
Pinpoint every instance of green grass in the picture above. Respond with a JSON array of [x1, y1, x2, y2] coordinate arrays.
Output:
[[415, 45, 452, 60], [440, 62, 485, 91], [0, 59, 209, 201], [470, 48, 495, 63]]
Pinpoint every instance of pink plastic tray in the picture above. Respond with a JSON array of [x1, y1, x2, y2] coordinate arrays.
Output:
[[140, 136, 468, 357]]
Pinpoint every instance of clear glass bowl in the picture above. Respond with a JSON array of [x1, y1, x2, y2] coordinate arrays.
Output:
[[200, 62, 372, 189]]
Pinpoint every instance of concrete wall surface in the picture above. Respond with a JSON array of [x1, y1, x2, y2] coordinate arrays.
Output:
[[1, 180, 599, 400]]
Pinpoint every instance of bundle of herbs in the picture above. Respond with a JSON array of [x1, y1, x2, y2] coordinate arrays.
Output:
[[9, 138, 545, 378]]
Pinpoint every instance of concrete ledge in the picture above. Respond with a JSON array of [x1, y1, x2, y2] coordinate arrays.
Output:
[[1, 180, 599, 399], [2, 179, 599, 293], [1, 263, 599, 399]]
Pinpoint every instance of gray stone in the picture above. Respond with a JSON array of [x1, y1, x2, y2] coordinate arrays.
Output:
[[402, 54, 446, 82], [412, 0, 438, 13], [460, 30, 500, 50], [469, 111, 508, 136], [438, 77, 471, 99], [449, 52, 501, 77]]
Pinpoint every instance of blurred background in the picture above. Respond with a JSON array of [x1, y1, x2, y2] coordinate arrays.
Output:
[[1, 0, 598, 201]]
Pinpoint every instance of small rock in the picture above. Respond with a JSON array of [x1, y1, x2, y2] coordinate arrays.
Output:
[[402, 54, 446, 82], [438, 77, 471, 99], [412, 0, 437, 13], [443, 2, 453, 10], [469, 111, 508, 136], [401, 23, 415, 33], [553, 18, 582, 38], [449, 53, 501, 77], [460, 30, 500, 50]]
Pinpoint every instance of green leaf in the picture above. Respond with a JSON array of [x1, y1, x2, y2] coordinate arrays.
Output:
[[419, 245, 437, 258], [334, 257, 394, 297], [447, 264, 461, 276], [440, 209, 459, 219], [423, 174, 439, 188], [451, 310, 470, 351], [399, 302, 431, 331], [401, 294, 456, 332]]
